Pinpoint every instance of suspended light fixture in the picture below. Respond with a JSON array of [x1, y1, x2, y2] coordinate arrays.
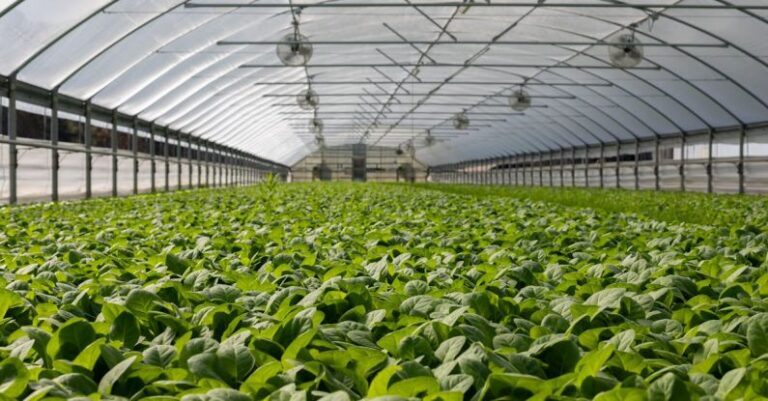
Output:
[[509, 88, 532, 112], [277, 21, 313, 66], [424, 130, 436, 147], [315, 134, 325, 147], [297, 87, 319, 110], [453, 111, 470, 130], [309, 116, 324, 135], [608, 30, 644, 68], [404, 139, 415, 156]]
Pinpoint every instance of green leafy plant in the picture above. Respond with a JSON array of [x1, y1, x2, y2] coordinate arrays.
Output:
[[0, 183, 767, 401]]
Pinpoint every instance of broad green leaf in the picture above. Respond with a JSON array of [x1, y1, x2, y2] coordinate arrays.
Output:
[[98, 355, 137, 395], [747, 313, 768, 357], [0, 358, 28, 398]]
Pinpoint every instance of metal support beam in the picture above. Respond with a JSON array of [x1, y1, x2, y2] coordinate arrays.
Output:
[[584, 148, 590, 188], [190, 2, 768, 10], [187, 134, 193, 189], [84, 102, 92, 199], [132, 118, 139, 195], [50, 92, 59, 202], [680, 134, 686, 192], [7, 79, 17, 205], [176, 132, 181, 190], [164, 129, 170, 192], [218, 147, 223, 187], [634, 139, 640, 191], [707, 129, 714, 194], [571, 148, 576, 187], [654, 136, 661, 191], [205, 142, 210, 187], [615, 143, 621, 189], [599, 143, 605, 189], [559, 149, 565, 187], [548, 151, 554, 187], [539, 152, 544, 186], [197, 138, 202, 188], [149, 123, 156, 194], [739, 125, 746, 194], [111, 111, 118, 197]]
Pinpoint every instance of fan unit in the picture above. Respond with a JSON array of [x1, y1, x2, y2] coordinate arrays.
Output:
[[315, 135, 325, 146], [608, 32, 644, 68], [309, 118, 324, 135], [404, 140, 415, 156], [509, 89, 532, 112], [453, 112, 470, 130], [424, 130, 436, 146], [277, 32, 313, 66], [297, 88, 319, 110]]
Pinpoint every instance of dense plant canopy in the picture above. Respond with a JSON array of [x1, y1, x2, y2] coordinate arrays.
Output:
[[0, 184, 767, 401]]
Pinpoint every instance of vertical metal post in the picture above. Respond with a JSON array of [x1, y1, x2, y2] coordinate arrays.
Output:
[[111, 111, 118, 197], [571, 148, 576, 187], [7, 79, 17, 204], [132, 118, 138, 195], [187, 134, 193, 189], [615, 142, 621, 189], [197, 138, 202, 188], [50, 92, 59, 202], [739, 125, 746, 194], [84, 102, 93, 199], [164, 128, 170, 192], [205, 141, 210, 187], [220, 147, 225, 187], [538, 152, 543, 187], [149, 123, 156, 193], [634, 139, 640, 191], [654, 136, 660, 191], [680, 134, 686, 192], [522, 154, 527, 186], [559, 149, 565, 187], [599, 143, 605, 189], [176, 132, 182, 190], [707, 129, 714, 194], [548, 151, 553, 187], [584, 147, 590, 188], [514, 155, 519, 186]]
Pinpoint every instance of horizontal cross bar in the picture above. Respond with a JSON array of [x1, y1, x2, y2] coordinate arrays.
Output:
[[188, 2, 768, 10], [220, 40, 725, 48], [264, 93, 576, 98], [253, 81, 612, 87], [278, 111, 526, 116], [242, 63, 659, 70], [272, 103, 549, 108]]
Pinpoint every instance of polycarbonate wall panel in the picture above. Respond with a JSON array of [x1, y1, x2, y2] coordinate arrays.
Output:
[[16, 146, 51, 202], [59, 152, 86, 200], [116, 156, 133, 196], [138, 160, 153, 193], [0, 143, 8, 204], [91, 155, 112, 197]]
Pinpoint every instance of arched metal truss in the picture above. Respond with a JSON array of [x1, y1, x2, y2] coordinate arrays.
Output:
[[1, 0, 768, 182]]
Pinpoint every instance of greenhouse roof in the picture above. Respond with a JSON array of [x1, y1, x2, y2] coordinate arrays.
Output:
[[2, 0, 768, 166]]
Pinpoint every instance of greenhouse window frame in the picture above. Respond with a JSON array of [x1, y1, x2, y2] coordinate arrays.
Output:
[[0, 77, 288, 205]]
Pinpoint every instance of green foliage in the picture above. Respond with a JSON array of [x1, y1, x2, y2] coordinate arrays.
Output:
[[0, 183, 767, 401], [412, 183, 768, 228]]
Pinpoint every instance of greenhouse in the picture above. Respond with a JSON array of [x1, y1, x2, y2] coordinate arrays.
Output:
[[1, 1, 768, 401]]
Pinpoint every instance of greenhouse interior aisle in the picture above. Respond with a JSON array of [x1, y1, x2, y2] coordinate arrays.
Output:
[[1, 1, 768, 401]]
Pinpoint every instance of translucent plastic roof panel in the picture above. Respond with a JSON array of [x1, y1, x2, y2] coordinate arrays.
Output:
[[3, 0, 768, 166]]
